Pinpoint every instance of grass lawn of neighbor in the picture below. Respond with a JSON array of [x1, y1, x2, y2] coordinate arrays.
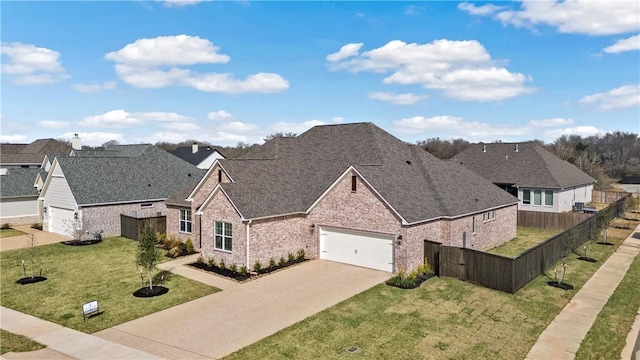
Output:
[[0, 237, 219, 333], [0, 228, 27, 238], [0, 330, 46, 355], [486, 227, 562, 258], [226, 215, 638, 360]]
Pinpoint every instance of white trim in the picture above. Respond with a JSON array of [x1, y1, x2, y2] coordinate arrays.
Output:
[[186, 159, 233, 201]]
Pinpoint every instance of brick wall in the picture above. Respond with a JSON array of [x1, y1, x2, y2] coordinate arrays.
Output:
[[82, 201, 167, 237], [165, 205, 195, 243], [198, 190, 246, 267], [444, 205, 517, 250]]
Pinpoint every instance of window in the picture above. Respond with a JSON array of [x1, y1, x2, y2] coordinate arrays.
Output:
[[351, 175, 357, 192], [544, 190, 553, 206], [533, 190, 542, 205], [491, 211, 496, 220], [141, 203, 153, 208], [472, 216, 476, 234], [179, 209, 192, 233], [483, 213, 487, 222], [215, 221, 232, 251], [523, 189, 531, 204], [218, 169, 222, 183]]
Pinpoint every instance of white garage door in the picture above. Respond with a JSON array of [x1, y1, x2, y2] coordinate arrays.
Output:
[[319, 227, 393, 272], [49, 206, 77, 236]]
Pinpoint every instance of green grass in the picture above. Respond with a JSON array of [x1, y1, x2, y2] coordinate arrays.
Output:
[[0, 330, 46, 354], [486, 227, 561, 258], [576, 251, 640, 359], [0, 228, 27, 238], [225, 224, 635, 360], [0, 237, 219, 333]]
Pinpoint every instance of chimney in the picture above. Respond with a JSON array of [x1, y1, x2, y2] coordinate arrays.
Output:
[[482, 144, 486, 153], [71, 133, 82, 150], [192, 142, 198, 154], [515, 143, 519, 152]]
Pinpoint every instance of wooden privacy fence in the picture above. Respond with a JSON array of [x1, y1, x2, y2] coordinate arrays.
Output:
[[425, 195, 629, 293], [592, 190, 629, 204], [120, 214, 166, 240], [517, 211, 592, 230]]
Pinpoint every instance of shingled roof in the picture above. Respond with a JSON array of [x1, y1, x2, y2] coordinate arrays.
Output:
[[203, 123, 517, 223], [452, 142, 595, 189], [51, 145, 205, 206], [0, 168, 42, 198], [168, 145, 225, 167], [0, 139, 72, 165]]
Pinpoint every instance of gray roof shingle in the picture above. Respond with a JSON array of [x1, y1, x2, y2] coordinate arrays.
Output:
[[0, 168, 41, 198], [452, 142, 596, 189], [167, 146, 225, 166], [54, 145, 205, 205], [0, 139, 72, 165], [213, 123, 518, 222]]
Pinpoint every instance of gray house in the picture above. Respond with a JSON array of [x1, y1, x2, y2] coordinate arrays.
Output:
[[168, 143, 225, 169], [452, 142, 596, 213], [39, 144, 204, 236]]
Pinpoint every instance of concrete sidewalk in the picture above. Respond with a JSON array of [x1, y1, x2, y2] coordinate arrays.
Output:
[[0, 225, 71, 252], [0, 307, 161, 360], [526, 224, 640, 360], [157, 253, 238, 290]]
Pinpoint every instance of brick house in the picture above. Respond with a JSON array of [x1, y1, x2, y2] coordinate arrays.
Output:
[[453, 142, 595, 213], [39, 144, 204, 237], [167, 123, 518, 273]]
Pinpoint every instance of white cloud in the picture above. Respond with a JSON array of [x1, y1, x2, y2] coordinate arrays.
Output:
[[579, 85, 640, 110], [1, 42, 69, 85], [80, 109, 193, 127], [105, 35, 289, 93], [458, 2, 503, 16], [326, 43, 363, 62], [218, 121, 260, 133], [369, 92, 427, 105], [160, 0, 207, 7], [39, 120, 70, 129], [72, 81, 117, 93], [544, 126, 603, 139], [271, 120, 327, 134], [463, 1, 640, 36], [603, 34, 640, 53], [159, 122, 202, 132], [329, 39, 535, 102], [207, 110, 233, 121], [58, 132, 124, 147], [0, 134, 28, 142], [331, 116, 345, 123], [529, 118, 574, 127]]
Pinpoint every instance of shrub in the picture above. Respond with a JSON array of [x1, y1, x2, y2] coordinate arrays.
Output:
[[1, 223, 12, 230], [219, 259, 226, 270], [185, 238, 195, 254], [279, 257, 286, 267], [253, 261, 262, 273], [239, 266, 248, 276], [287, 252, 295, 263], [169, 246, 182, 258], [269, 257, 276, 269], [31, 223, 43, 230], [207, 257, 216, 268], [196, 256, 204, 264], [296, 249, 305, 261], [423, 259, 432, 275], [229, 263, 237, 273], [156, 232, 167, 245]]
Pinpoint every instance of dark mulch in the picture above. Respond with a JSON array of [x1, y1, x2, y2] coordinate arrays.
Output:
[[61, 239, 103, 246], [547, 281, 574, 290], [16, 276, 47, 285], [597, 242, 615, 246], [188, 258, 307, 282], [386, 274, 435, 289], [578, 256, 597, 263], [132, 286, 169, 298]]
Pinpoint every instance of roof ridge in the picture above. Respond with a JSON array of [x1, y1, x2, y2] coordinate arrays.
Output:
[[410, 146, 449, 214]]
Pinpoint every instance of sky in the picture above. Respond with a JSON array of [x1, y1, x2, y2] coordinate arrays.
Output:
[[1, 0, 639, 147]]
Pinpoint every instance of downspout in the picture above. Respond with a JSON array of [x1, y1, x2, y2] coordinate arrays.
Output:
[[246, 219, 252, 267], [198, 214, 202, 249]]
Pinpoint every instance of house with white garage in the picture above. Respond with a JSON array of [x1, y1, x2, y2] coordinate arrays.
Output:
[[0, 168, 45, 225], [168, 143, 226, 169], [167, 123, 518, 274], [39, 144, 204, 237], [452, 142, 596, 213]]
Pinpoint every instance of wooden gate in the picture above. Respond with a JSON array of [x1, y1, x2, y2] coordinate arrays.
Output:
[[439, 246, 465, 280], [423, 240, 441, 276]]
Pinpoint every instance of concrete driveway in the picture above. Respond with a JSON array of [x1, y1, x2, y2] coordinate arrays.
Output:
[[96, 260, 390, 359], [0, 225, 71, 252]]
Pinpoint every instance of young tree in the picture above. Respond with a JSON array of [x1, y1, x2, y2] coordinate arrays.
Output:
[[136, 226, 161, 290]]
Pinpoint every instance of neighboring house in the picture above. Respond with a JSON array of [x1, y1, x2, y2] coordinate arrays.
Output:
[[168, 143, 226, 169], [0, 168, 44, 225], [452, 142, 596, 213], [39, 144, 204, 237], [167, 123, 518, 274], [0, 138, 73, 168]]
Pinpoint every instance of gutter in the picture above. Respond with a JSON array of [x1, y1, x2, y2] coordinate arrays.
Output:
[[245, 219, 252, 267]]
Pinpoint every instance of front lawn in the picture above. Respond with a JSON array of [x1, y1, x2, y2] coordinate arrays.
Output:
[[486, 227, 561, 258], [225, 222, 635, 360], [0, 228, 27, 238], [0, 237, 219, 333], [0, 330, 46, 354]]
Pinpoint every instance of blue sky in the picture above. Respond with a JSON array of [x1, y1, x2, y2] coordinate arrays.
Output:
[[1, 1, 639, 147]]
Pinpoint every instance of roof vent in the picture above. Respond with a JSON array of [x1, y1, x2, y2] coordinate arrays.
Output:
[[515, 143, 519, 152], [192, 142, 198, 154], [505, 155, 509, 161], [406, 160, 412, 165], [0, 168, 7, 176], [482, 145, 486, 153]]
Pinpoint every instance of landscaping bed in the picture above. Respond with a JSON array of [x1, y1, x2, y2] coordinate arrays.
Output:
[[0, 237, 219, 333]]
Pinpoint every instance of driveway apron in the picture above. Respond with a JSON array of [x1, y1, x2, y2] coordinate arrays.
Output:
[[96, 260, 390, 359]]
